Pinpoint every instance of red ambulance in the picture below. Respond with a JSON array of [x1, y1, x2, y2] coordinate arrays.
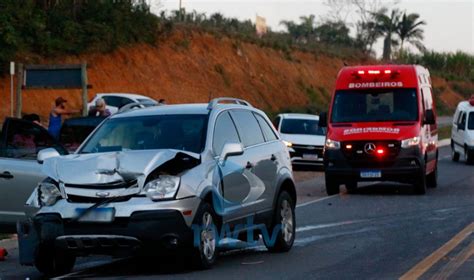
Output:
[[319, 65, 438, 195]]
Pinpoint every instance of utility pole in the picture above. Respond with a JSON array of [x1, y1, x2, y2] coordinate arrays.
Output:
[[81, 63, 88, 117], [9, 62, 14, 117], [15, 64, 23, 118], [179, 0, 182, 21]]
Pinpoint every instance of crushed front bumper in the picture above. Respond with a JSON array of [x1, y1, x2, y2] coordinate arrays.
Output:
[[18, 197, 201, 264]]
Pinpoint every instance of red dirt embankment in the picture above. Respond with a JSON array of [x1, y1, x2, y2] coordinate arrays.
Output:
[[0, 28, 465, 122]]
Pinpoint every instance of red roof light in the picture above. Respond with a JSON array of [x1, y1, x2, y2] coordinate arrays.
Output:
[[368, 70, 380, 75], [358, 70, 365, 75], [384, 70, 392, 74], [376, 149, 385, 155]]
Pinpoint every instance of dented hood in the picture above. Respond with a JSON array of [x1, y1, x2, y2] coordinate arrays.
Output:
[[42, 149, 200, 185]]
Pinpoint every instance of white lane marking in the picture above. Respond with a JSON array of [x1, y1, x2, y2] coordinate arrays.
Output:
[[0, 211, 25, 216], [294, 226, 376, 246], [296, 219, 367, 233], [296, 195, 337, 208]]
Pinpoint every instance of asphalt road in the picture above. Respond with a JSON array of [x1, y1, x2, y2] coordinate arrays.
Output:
[[2, 145, 474, 279]]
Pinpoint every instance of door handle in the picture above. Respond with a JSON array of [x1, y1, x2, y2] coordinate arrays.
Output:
[[245, 162, 253, 169], [0, 171, 14, 179], [270, 154, 277, 161]]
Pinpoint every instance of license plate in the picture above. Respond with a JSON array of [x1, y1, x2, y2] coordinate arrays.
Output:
[[75, 208, 115, 223], [360, 170, 382, 178], [302, 154, 318, 160]]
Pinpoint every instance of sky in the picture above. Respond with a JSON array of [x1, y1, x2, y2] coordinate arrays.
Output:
[[151, 0, 474, 56]]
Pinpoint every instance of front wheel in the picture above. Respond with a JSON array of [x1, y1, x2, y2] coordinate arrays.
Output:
[[34, 246, 75, 277], [325, 175, 340, 196], [191, 202, 218, 269], [264, 191, 295, 253], [426, 162, 438, 188], [414, 169, 427, 195], [451, 141, 460, 162]]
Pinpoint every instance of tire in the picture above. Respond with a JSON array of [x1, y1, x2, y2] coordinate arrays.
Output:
[[345, 181, 358, 194], [191, 202, 218, 269], [34, 246, 75, 277], [426, 162, 438, 188], [264, 191, 296, 253], [414, 168, 427, 195], [451, 141, 460, 162], [465, 147, 474, 165], [325, 175, 340, 196]]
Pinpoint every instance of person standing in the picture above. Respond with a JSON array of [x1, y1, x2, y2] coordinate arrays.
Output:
[[88, 98, 111, 117], [48, 97, 79, 139]]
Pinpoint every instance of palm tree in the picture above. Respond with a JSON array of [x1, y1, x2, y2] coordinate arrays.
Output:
[[299, 15, 316, 39], [374, 9, 401, 60], [397, 12, 426, 52]]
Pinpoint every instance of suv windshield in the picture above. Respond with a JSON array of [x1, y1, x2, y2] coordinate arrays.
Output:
[[469, 112, 474, 130], [331, 89, 418, 123], [79, 114, 207, 154], [281, 119, 325, 136]]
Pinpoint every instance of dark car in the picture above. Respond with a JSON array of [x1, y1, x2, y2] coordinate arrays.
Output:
[[59, 117, 106, 152]]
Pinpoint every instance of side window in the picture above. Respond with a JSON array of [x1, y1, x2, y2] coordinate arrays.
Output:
[[273, 116, 281, 130], [230, 110, 265, 147], [254, 113, 278, 142], [213, 112, 241, 155], [103, 96, 132, 108], [1, 120, 66, 160], [459, 112, 467, 129]]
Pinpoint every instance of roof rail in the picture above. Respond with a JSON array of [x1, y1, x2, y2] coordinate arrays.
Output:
[[116, 101, 160, 114], [207, 97, 252, 110]]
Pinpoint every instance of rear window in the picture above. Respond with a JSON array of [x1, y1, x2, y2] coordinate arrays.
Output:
[[281, 118, 325, 136], [331, 89, 418, 123]]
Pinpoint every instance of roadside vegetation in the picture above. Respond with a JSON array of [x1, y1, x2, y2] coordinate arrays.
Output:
[[0, 0, 471, 115]]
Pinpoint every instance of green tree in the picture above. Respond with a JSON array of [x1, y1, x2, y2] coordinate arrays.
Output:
[[397, 12, 426, 52], [374, 9, 401, 60], [316, 21, 353, 46]]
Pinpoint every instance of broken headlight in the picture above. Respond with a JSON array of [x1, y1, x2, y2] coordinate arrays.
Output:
[[144, 175, 180, 201], [38, 181, 62, 206]]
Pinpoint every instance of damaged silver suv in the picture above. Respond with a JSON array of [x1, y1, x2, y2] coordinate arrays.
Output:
[[18, 98, 296, 276]]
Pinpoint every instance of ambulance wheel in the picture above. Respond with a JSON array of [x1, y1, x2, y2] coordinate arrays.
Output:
[[465, 147, 474, 165], [414, 169, 427, 195], [325, 176, 340, 195], [426, 163, 438, 188]]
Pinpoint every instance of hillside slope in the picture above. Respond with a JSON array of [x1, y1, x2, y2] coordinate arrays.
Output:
[[0, 28, 467, 122]]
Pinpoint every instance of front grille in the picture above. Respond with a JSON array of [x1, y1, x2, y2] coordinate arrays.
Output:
[[341, 140, 401, 167], [67, 195, 133, 204], [65, 180, 138, 190], [292, 144, 324, 157]]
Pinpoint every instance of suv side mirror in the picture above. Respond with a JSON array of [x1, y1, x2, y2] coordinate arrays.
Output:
[[319, 112, 328, 128], [37, 148, 60, 164], [219, 142, 244, 164], [424, 109, 436, 125]]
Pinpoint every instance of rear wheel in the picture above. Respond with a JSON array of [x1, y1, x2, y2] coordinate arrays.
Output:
[[264, 191, 295, 253], [325, 175, 340, 195], [465, 147, 474, 165], [451, 141, 460, 162]]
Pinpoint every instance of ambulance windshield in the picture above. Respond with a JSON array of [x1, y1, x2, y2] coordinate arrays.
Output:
[[331, 89, 418, 123]]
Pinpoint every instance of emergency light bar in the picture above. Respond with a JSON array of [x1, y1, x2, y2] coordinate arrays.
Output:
[[352, 69, 400, 78]]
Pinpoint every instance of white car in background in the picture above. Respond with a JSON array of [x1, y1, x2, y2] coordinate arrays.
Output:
[[451, 97, 474, 164], [274, 113, 326, 167], [88, 93, 158, 114]]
